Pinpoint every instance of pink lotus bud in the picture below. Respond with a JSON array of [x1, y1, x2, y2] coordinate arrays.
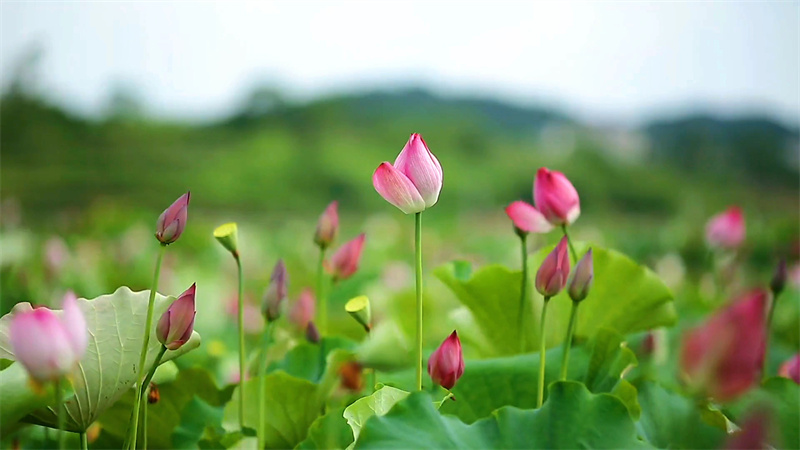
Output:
[[263, 260, 289, 321], [156, 192, 190, 245], [568, 248, 593, 302], [535, 236, 571, 298], [9, 291, 88, 383], [724, 410, 771, 450], [289, 288, 316, 330], [314, 201, 339, 249], [705, 206, 745, 249], [680, 289, 768, 402], [329, 233, 366, 281], [156, 283, 196, 350], [770, 258, 787, 296], [305, 321, 321, 344], [533, 168, 580, 226], [373, 133, 443, 214], [504, 201, 554, 235], [427, 330, 465, 390], [779, 354, 800, 384]]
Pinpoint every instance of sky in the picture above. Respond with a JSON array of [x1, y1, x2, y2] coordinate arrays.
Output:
[[1, 1, 798, 126]]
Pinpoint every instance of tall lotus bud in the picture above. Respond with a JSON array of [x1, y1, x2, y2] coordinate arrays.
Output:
[[263, 260, 289, 322], [533, 168, 580, 226], [156, 192, 190, 245], [329, 234, 366, 281], [10, 291, 88, 383], [779, 354, 800, 384], [705, 207, 745, 249], [373, 133, 443, 214], [305, 322, 321, 344], [770, 258, 787, 296], [289, 288, 315, 330], [568, 248, 593, 302], [213, 222, 239, 258], [156, 283, 196, 350], [535, 236, 571, 298], [428, 331, 465, 390], [345, 295, 372, 332], [314, 201, 339, 249], [505, 201, 554, 235], [680, 289, 768, 402]]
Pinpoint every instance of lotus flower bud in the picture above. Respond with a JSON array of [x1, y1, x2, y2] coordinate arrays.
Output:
[[9, 291, 88, 383], [770, 258, 787, 296], [288, 288, 315, 330], [373, 133, 443, 214], [263, 260, 289, 322], [533, 168, 580, 226], [305, 321, 321, 344], [427, 331, 465, 390], [535, 236, 571, 298], [779, 354, 800, 384], [505, 201, 554, 235], [156, 283, 196, 350], [213, 222, 239, 258], [568, 248, 593, 302], [724, 410, 771, 450], [680, 289, 767, 402], [345, 295, 372, 332], [329, 234, 366, 281], [314, 201, 339, 249], [156, 192, 190, 245], [705, 207, 745, 249]]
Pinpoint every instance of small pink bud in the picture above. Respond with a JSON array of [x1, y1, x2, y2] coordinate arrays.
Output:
[[328, 233, 366, 281], [156, 283, 196, 350], [427, 330, 465, 390], [373, 133, 443, 214], [568, 248, 593, 302], [9, 291, 88, 383], [779, 354, 800, 384], [705, 206, 745, 249], [533, 168, 580, 226], [535, 236, 571, 298], [680, 289, 768, 402], [289, 288, 316, 330], [156, 192, 190, 245], [770, 258, 787, 296], [314, 201, 339, 249], [263, 260, 289, 321], [504, 201, 554, 235], [305, 321, 321, 344]]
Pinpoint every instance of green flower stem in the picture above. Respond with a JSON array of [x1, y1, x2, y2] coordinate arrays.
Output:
[[317, 248, 328, 335], [55, 378, 65, 450], [235, 255, 246, 431], [371, 368, 377, 393], [559, 301, 580, 380], [80, 431, 88, 450], [537, 297, 551, 408], [128, 243, 166, 450], [517, 233, 529, 353], [561, 224, 578, 263], [415, 212, 424, 391], [136, 345, 167, 450], [258, 321, 276, 450]]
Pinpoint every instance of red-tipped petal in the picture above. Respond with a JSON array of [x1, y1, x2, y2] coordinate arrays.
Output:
[[393, 133, 443, 208], [505, 201, 554, 234]]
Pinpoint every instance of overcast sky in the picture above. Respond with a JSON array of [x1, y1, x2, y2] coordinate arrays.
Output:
[[1, 1, 798, 125]]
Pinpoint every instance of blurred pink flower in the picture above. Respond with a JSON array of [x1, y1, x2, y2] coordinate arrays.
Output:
[[225, 293, 264, 335], [289, 288, 316, 331], [263, 259, 289, 321], [705, 206, 745, 249], [779, 354, 800, 384], [534, 167, 580, 226], [10, 292, 87, 383], [535, 236, 571, 297], [724, 410, 771, 450], [568, 248, 593, 302], [427, 331, 464, 390], [680, 289, 767, 402], [328, 234, 366, 281], [373, 133, 443, 214], [314, 201, 339, 249]]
